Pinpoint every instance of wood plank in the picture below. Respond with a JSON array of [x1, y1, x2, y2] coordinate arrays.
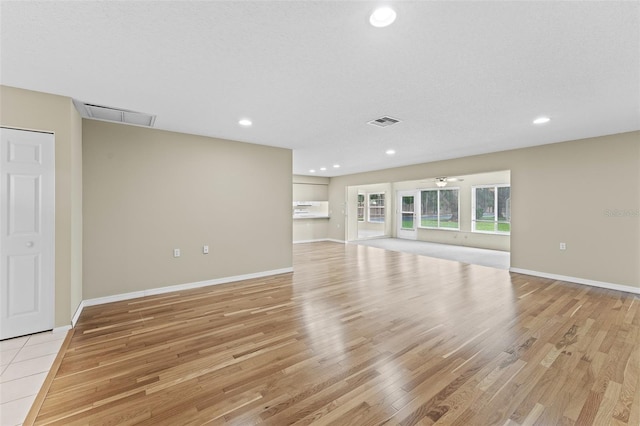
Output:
[[27, 242, 640, 425]]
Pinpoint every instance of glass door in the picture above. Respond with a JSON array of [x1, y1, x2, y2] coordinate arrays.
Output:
[[397, 191, 417, 240]]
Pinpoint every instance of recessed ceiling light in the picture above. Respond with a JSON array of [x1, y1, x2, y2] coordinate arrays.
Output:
[[309, 169, 316, 173], [370, 7, 396, 27], [320, 167, 327, 171], [333, 164, 340, 168], [386, 149, 396, 155], [238, 118, 252, 126], [533, 116, 550, 125]]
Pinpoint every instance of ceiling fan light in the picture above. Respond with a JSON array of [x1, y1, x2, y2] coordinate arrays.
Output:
[[435, 178, 448, 187]]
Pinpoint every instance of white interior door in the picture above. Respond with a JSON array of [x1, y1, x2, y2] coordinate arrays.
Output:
[[397, 191, 417, 240], [1, 128, 55, 340]]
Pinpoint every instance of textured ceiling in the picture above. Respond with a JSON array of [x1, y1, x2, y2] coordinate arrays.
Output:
[[1, 1, 638, 177]]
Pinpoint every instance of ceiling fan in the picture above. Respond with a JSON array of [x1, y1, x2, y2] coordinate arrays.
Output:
[[434, 177, 464, 187]]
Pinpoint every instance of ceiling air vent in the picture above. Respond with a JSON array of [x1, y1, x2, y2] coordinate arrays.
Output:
[[73, 100, 156, 127], [367, 116, 401, 128]]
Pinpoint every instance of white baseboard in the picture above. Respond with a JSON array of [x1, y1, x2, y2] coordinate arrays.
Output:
[[509, 268, 640, 295], [293, 238, 330, 244], [349, 235, 391, 242], [293, 238, 346, 244], [71, 300, 85, 327], [73, 267, 294, 322]]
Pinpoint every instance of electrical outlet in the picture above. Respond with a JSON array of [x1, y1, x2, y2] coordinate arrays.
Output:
[[203, 245, 209, 254], [173, 248, 181, 257], [559, 242, 566, 250]]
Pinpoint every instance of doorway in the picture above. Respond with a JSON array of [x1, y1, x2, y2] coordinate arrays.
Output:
[[397, 191, 417, 240], [0, 127, 55, 340], [346, 183, 392, 241]]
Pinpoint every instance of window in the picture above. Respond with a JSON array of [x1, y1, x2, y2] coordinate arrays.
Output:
[[420, 188, 459, 229], [472, 185, 511, 233], [368, 193, 385, 223], [357, 194, 365, 222]]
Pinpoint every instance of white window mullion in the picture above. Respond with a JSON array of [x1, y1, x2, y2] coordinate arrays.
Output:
[[471, 188, 476, 232], [436, 190, 439, 228], [493, 186, 498, 232]]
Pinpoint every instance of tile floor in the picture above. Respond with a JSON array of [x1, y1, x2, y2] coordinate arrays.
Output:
[[0, 331, 67, 426], [354, 238, 511, 269]]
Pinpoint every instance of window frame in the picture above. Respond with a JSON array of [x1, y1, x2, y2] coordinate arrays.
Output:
[[471, 184, 511, 235], [367, 192, 385, 223], [418, 188, 460, 231], [357, 193, 365, 222]]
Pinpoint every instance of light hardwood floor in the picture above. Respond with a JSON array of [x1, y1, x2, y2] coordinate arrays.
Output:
[[30, 242, 639, 425]]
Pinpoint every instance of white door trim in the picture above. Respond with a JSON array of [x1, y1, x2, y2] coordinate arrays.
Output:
[[0, 127, 55, 340], [397, 190, 418, 240]]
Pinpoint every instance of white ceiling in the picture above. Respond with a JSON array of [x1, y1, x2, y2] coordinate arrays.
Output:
[[1, 1, 638, 177]]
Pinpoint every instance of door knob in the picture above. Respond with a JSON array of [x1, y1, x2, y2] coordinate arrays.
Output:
[[26, 241, 34, 248]]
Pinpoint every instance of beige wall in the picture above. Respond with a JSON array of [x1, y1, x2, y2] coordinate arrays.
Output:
[[293, 175, 329, 201], [293, 219, 330, 242], [83, 120, 292, 299], [329, 132, 640, 288], [0, 85, 83, 327], [293, 174, 329, 186], [70, 103, 83, 316]]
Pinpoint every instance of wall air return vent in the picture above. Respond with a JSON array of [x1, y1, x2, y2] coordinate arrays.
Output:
[[73, 100, 156, 127], [367, 116, 401, 128]]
